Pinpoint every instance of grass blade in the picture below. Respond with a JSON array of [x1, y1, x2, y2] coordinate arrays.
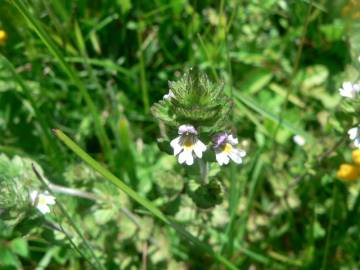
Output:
[[11, 0, 113, 165], [233, 91, 314, 143], [52, 128, 239, 270]]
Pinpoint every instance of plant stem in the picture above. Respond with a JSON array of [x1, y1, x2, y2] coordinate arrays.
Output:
[[199, 159, 208, 184]]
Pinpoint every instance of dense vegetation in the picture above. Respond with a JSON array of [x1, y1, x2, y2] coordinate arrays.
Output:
[[1, 0, 360, 269]]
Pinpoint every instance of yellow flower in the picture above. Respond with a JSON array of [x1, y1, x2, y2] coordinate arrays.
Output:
[[0, 30, 7, 45], [352, 149, 360, 166], [336, 163, 360, 181]]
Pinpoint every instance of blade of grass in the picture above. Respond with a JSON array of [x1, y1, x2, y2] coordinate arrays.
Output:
[[233, 91, 314, 143], [12, 0, 113, 165], [237, 154, 264, 244], [52, 128, 239, 270], [320, 183, 337, 270], [65, 57, 134, 78], [137, 22, 150, 113], [0, 54, 62, 167]]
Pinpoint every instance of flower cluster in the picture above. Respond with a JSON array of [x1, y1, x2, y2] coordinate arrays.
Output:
[[169, 124, 246, 166], [152, 69, 246, 167]]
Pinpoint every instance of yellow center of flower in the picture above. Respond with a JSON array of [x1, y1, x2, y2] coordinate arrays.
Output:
[[223, 143, 233, 154], [352, 149, 360, 166], [38, 195, 47, 205], [182, 137, 194, 150], [336, 163, 359, 181]]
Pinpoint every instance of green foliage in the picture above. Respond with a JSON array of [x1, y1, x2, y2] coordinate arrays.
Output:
[[0, 0, 360, 269], [152, 68, 232, 136], [189, 179, 223, 209], [0, 155, 42, 223]]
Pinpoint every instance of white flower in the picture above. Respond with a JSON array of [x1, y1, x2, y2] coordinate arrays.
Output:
[[293, 135, 306, 146], [339, 82, 360, 99], [213, 132, 246, 166], [163, 90, 175, 100], [30, 191, 56, 214], [348, 126, 360, 148], [170, 124, 206, 165]]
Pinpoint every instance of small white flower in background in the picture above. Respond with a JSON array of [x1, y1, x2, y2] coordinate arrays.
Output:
[[163, 90, 175, 100], [170, 124, 206, 165], [293, 135, 306, 146], [348, 126, 360, 148], [338, 82, 360, 99], [30, 191, 56, 214], [213, 132, 246, 166]]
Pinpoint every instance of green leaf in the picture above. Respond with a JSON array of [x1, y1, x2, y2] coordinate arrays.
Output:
[[0, 246, 20, 267], [10, 238, 28, 258]]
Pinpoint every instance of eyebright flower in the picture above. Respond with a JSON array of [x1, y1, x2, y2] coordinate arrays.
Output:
[[336, 164, 359, 181], [352, 149, 360, 166], [213, 132, 246, 166], [30, 191, 56, 214], [163, 90, 175, 100], [170, 124, 206, 165], [293, 135, 306, 146], [0, 30, 7, 45], [348, 126, 360, 148], [339, 82, 360, 99]]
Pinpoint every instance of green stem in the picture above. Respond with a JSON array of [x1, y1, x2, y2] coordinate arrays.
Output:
[[199, 159, 208, 183]]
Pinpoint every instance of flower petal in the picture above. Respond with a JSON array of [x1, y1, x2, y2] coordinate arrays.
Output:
[[178, 124, 197, 135], [339, 82, 358, 99], [293, 135, 306, 146], [354, 138, 360, 148], [216, 152, 229, 166], [178, 151, 187, 164], [30, 191, 38, 203], [348, 127, 359, 140], [170, 136, 182, 155], [228, 134, 239, 145], [163, 90, 175, 100], [193, 140, 206, 158], [238, 149, 247, 157], [229, 148, 244, 164], [178, 149, 194, 165], [37, 204, 50, 214], [44, 194, 56, 205]]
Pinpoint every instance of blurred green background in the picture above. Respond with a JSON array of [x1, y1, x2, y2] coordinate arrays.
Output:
[[1, 0, 360, 269]]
